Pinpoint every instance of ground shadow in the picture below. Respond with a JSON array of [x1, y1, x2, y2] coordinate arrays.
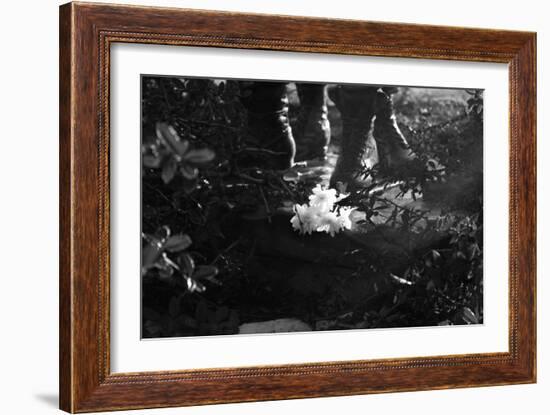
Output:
[[35, 393, 58, 408]]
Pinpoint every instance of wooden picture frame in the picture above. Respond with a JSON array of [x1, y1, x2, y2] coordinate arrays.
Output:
[[59, 2, 536, 412]]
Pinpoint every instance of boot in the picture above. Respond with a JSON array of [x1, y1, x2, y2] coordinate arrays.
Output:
[[294, 83, 331, 162], [373, 89, 415, 170], [329, 86, 378, 189], [239, 81, 296, 170]]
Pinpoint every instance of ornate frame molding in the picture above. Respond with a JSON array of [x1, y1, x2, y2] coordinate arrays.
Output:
[[60, 2, 536, 412]]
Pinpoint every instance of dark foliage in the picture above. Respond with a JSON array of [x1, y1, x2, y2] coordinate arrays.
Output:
[[141, 77, 483, 337]]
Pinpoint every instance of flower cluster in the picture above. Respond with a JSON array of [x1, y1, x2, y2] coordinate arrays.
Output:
[[290, 184, 354, 237]]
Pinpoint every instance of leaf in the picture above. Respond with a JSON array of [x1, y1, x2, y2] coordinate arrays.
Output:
[[160, 252, 180, 271], [193, 265, 219, 280], [379, 305, 392, 318], [426, 279, 436, 291], [156, 122, 189, 156], [282, 170, 300, 183], [467, 243, 481, 260], [184, 148, 215, 164], [182, 177, 199, 194], [185, 277, 206, 293], [157, 265, 174, 280], [335, 181, 348, 194], [180, 164, 199, 180], [460, 307, 479, 324], [161, 157, 177, 183], [165, 234, 192, 252], [425, 250, 442, 268], [143, 154, 162, 168], [142, 243, 163, 271], [178, 252, 195, 276], [389, 273, 414, 286], [154, 226, 171, 241]]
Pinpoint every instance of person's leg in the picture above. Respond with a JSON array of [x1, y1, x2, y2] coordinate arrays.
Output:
[[329, 85, 378, 189], [373, 88, 415, 170], [294, 83, 331, 162], [239, 81, 296, 170]]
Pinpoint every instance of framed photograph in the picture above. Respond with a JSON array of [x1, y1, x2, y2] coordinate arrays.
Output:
[[59, 2, 536, 412]]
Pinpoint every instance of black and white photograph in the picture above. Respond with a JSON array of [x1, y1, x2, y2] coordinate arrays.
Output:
[[141, 76, 484, 338], [2, 0, 545, 413]]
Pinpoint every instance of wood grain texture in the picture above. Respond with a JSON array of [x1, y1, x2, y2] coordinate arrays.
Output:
[[59, 3, 73, 411], [59, 2, 536, 412]]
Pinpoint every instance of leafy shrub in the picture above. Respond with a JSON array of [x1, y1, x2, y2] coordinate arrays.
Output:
[[141, 78, 484, 336]]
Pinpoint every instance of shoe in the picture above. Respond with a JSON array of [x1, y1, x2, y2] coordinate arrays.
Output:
[[373, 89, 416, 171]]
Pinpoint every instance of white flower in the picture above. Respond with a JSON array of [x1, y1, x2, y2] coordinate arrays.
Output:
[[317, 208, 355, 236], [337, 207, 355, 231], [290, 204, 322, 235], [317, 211, 343, 237], [308, 184, 348, 212], [291, 185, 352, 236]]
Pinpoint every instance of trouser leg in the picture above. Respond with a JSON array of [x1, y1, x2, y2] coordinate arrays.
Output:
[[239, 81, 296, 170], [329, 85, 378, 188], [294, 83, 331, 161], [373, 88, 415, 169]]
